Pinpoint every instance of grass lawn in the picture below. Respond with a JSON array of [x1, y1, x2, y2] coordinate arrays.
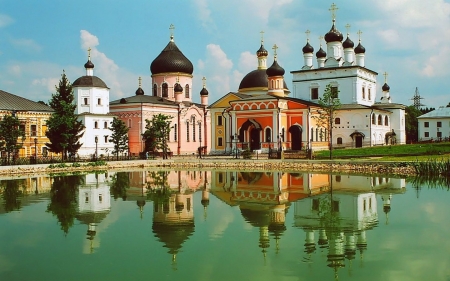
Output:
[[314, 142, 450, 161]]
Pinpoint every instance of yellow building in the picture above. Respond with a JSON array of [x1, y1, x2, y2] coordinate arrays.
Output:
[[0, 89, 53, 158]]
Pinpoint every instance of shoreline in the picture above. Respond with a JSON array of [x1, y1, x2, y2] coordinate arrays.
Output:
[[0, 158, 417, 178]]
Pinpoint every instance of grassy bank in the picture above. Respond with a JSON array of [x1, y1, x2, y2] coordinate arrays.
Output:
[[314, 142, 450, 161]]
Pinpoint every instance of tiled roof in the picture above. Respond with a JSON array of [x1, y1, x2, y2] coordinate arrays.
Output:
[[0, 89, 53, 112]]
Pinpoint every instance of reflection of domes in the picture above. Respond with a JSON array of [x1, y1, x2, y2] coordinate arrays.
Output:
[[152, 222, 195, 255], [239, 69, 288, 91], [240, 208, 271, 227], [76, 211, 110, 225], [150, 40, 193, 75], [73, 76, 108, 88], [268, 222, 286, 237]]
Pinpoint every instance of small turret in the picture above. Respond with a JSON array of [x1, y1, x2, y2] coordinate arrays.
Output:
[[200, 77, 209, 106], [85, 47, 94, 76]]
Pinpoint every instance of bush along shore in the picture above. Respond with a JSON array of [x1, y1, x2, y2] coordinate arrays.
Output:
[[0, 159, 423, 177]]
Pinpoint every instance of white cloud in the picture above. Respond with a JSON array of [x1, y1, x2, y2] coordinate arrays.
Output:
[[32, 77, 59, 93], [193, 0, 216, 31], [10, 38, 42, 52], [238, 51, 255, 74], [0, 14, 13, 28]]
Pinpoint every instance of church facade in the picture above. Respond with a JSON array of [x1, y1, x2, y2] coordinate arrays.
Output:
[[209, 4, 406, 155], [110, 27, 210, 157]]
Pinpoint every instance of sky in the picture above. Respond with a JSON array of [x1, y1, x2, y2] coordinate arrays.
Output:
[[1, 0, 449, 109]]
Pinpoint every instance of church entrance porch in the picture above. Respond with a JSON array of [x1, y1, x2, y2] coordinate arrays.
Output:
[[289, 125, 303, 150], [239, 119, 262, 151]]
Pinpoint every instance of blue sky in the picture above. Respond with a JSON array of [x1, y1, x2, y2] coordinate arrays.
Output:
[[1, 0, 449, 109]]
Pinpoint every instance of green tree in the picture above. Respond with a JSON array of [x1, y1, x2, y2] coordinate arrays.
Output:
[[0, 179, 25, 212], [46, 175, 83, 235], [109, 117, 129, 160], [405, 105, 422, 143], [313, 84, 342, 160], [142, 114, 172, 159], [110, 172, 130, 200], [0, 113, 25, 164], [45, 71, 85, 160]]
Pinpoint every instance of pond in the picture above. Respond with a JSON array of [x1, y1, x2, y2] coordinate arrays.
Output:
[[0, 170, 449, 281]]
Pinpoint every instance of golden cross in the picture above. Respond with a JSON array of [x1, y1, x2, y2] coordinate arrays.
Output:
[[305, 30, 310, 42], [169, 24, 175, 40], [260, 30, 265, 44], [319, 36, 324, 46], [272, 44, 278, 58], [138, 76, 142, 87], [87, 47, 91, 58], [345, 24, 351, 35], [357, 30, 363, 41], [329, 3, 338, 20], [202, 76, 207, 88], [383, 72, 388, 83]]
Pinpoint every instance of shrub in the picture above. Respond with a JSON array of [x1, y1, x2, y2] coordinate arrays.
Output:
[[241, 149, 253, 159]]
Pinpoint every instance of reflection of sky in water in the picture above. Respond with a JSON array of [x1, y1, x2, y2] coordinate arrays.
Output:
[[0, 172, 449, 281]]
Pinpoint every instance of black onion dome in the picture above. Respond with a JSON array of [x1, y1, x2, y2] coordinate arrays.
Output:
[[239, 69, 288, 90], [73, 76, 108, 88], [150, 41, 194, 75], [174, 83, 183, 92], [324, 22, 343, 43], [200, 87, 209, 96], [343, 36, 354, 48], [302, 42, 314, 53], [382, 83, 390, 91], [257, 44, 268, 57], [135, 87, 144, 95], [316, 47, 327, 58], [266, 60, 285, 77], [354, 42, 366, 54], [84, 60, 94, 69]]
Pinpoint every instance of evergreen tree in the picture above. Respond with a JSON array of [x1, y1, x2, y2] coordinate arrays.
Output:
[[45, 71, 84, 160], [142, 114, 172, 159], [109, 117, 129, 160], [313, 84, 342, 160], [405, 105, 422, 143], [0, 113, 25, 164]]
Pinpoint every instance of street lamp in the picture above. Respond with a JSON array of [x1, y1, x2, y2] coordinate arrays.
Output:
[[94, 136, 98, 161], [234, 133, 239, 159], [34, 138, 37, 164]]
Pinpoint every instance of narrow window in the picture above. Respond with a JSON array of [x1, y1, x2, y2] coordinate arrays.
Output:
[[104, 135, 108, 143], [218, 173, 223, 183], [192, 117, 196, 142], [199, 123, 202, 143], [331, 86, 338, 98], [218, 137, 223, 146], [368, 88, 371, 100], [265, 128, 271, 142], [128, 119, 132, 128], [174, 124, 177, 141], [30, 124, 37, 136], [104, 121, 108, 129], [187, 198, 191, 212], [185, 84, 190, 98], [186, 122, 190, 142], [310, 128, 314, 141], [95, 121, 98, 129], [153, 84, 158, 96], [372, 114, 376, 125], [84, 98, 88, 105], [362, 87, 365, 99], [162, 83, 168, 98], [311, 88, 319, 99], [378, 115, 382, 125], [98, 98, 101, 105], [335, 117, 341, 125], [217, 116, 223, 126], [385, 116, 389, 126], [99, 194, 102, 203]]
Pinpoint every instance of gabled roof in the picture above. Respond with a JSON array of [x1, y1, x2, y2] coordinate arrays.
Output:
[[418, 107, 450, 119], [208, 92, 251, 108], [0, 89, 53, 112]]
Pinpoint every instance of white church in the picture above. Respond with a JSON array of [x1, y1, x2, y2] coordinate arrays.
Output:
[[72, 50, 115, 158]]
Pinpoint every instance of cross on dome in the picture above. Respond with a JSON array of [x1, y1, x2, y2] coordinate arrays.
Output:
[[260, 30, 265, 44], [345, 24, 351, 35], [305, 30, 311, 42], [383, 72, 388, 83], [138, 76, 142, 87], [202, 76, 207, 88], [169, 24, 175, 41], [329, 3, 338, 21], [357, 30, 363, 42], [272, 44, 278, 59]]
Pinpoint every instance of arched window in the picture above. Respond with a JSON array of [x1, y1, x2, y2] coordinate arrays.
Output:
[[104, 121, 108, 129], [162, 83, 168, 98], [362, 87, 365, 99], [320, 128, 323, 141], [94, 121, 98, 129], [378, 115, 382, 125], [311, 128, 314, 141], [335, 117, 341, 125], [153, 84, 158, 96], [185, 84, 190, 98], [174, 124, 177, 141], [337, 137, 343, 144], [368, 88, 371, 100], [372, 114, 376, 124], [199, 123, 202, 142], [385, 116, 389, 126], [128, 119, 132, 128], [265, 128, 271, 142]]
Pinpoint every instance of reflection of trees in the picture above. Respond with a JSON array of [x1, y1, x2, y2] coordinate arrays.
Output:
[[240, 172, 263, 184], [110, 172, 130, 200], [146, 171, 172, 204], [1, 179, 25, 212], [46, 175, 84, 235]]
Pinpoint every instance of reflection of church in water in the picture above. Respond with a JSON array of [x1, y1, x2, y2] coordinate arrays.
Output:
[[210, 170, 405, 276], [76, 173, 111, 254]]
